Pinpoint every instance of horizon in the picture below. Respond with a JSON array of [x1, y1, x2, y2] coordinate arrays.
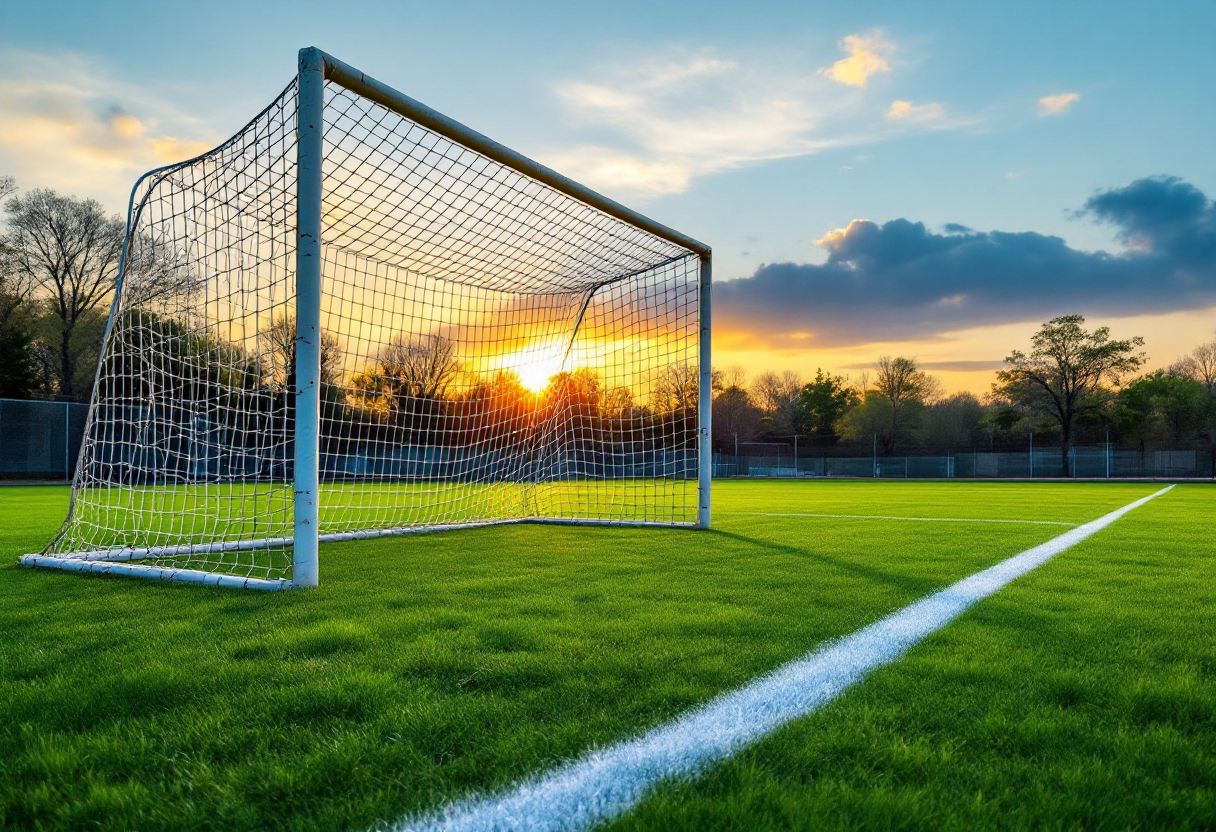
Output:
[[1, 0, 1213, 395]]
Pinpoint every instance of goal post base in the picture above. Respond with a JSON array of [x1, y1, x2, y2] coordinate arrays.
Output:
[[19, 555, 291, 590], [20, 516, 697, 590]]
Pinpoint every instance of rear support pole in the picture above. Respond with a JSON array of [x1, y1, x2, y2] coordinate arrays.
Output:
[[292, 47, 325, 588], [697, 254, 712, 529]]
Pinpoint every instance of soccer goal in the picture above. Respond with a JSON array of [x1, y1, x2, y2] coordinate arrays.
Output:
[[20, 48, 711, 589]]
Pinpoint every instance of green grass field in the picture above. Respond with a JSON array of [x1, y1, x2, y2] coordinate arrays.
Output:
[[45, 479, 697, 580], [1, 481, 1212, 830]]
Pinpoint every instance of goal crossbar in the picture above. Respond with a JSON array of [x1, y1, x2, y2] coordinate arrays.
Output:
[[24, 46, 712, 590]]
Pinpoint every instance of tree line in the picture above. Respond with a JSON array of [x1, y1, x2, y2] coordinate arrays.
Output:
[[715, 315, 1216, 469], [3, 178, 1213, 470]]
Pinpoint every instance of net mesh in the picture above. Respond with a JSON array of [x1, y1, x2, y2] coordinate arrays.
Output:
[[43, 74, 702, 584]]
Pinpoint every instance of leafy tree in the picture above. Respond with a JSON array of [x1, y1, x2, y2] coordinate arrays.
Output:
[[0, 176, 40, 397], [792, 369, 857, 440], [924, 391, 985, 448], [836, 390, 894, 447], [1117, 371, 1207, 447], [0, 323, 39, 397], [994, 315, 1144, 475]]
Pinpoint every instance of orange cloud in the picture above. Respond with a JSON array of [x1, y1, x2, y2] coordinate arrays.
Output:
[[821, 34, 893, 87]]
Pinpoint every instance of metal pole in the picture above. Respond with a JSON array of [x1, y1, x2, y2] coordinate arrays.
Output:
[[1029, 430, 1033, 479], [292, 47, 324, 588], [873, 433, 877, 478], [697, 254, 712, 529], [64, 401, 70, 480], [793, 434, 798, 477], [1106, 430, 1110, 479]]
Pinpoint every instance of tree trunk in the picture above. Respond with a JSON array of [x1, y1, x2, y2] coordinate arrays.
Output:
[[59, 325, 74, 400], [1060, 418, 1072, 478]]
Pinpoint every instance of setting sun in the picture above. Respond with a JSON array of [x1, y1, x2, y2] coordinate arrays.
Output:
[[503, 341, 568, 393]]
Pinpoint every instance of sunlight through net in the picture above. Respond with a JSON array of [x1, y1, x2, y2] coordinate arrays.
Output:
[[34, 67, 704, 587]]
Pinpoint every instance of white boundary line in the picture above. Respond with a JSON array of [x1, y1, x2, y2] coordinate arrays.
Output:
[[741, 512, 1077, 526], [389, 485, 1173, 832]]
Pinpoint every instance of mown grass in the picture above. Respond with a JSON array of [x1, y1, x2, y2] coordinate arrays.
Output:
[[611, 483, 1216, 831], [0, 480, 1176, 830]]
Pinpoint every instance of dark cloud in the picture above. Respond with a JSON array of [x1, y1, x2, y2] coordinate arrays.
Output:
[[840, 360, 1006, 372], [715, 175, 1216, 349]]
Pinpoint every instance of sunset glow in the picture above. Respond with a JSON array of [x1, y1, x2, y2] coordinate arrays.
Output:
[[502, 341, 569, 393]]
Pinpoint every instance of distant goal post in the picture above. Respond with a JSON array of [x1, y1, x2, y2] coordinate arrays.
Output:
[[21, 47, 712, 590]]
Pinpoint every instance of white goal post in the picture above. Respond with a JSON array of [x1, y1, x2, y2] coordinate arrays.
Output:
[[21, 47, 712, 590]]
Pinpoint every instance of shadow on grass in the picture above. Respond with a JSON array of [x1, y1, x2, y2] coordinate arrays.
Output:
[[706, 529, 942, 596]]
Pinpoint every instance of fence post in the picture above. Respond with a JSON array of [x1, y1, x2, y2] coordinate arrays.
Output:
[[63, 401, 70, 480], [1029, 431, 1033, 479]]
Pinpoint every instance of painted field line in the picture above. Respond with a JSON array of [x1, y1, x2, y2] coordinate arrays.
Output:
[[389, 485, 1173, 832], [743, 512, 1077, 526]]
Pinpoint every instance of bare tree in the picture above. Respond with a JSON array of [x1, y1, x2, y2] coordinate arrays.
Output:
[[0, 179, 35, 327], [713, 385, 761, 442], [260, 313, 343, 394], [650, 363, 698, 414], [871, 356, 941, 453], [120, 232, 196, 310], [751, 370, 802, 435], [377, 333, 461, 401], [1, 189, 124, 399], [713, 364, 748, 395], [994, 315, 1144, 475], [711, 364, 760, 442], [1168, 333, 1216, 394]]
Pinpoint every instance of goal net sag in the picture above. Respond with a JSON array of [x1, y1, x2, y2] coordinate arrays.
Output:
[[21, 48, 711, 589]]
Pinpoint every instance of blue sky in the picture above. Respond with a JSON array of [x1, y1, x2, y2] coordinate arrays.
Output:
[[2, 0, 1214, 391]]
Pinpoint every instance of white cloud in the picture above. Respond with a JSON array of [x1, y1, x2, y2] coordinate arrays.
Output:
[[548, 51, 857, 198], [887, 100, 945, 122], [542, 146, 694, 197], [0, 48, 217, 211], [1038, 92, 1080, 116], [821, 34, 893, 87], [544, 36, 984, 199]]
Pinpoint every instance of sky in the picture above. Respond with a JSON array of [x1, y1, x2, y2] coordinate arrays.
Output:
[[2, 0, 1214, 394]]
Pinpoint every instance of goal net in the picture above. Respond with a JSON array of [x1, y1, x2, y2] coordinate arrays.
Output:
[[22, 48, 711, 589]]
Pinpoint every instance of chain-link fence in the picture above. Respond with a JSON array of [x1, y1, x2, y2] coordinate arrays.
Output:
[[714, 444, 1215, 480], [5, 400, 1212, 482], [0, 399, 90, 480]]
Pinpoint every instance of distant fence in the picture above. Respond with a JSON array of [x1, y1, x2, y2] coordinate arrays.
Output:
[[714, 446, 1215, 480], [3, 398, 1211, 482], [0, 399, 90, 480]]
